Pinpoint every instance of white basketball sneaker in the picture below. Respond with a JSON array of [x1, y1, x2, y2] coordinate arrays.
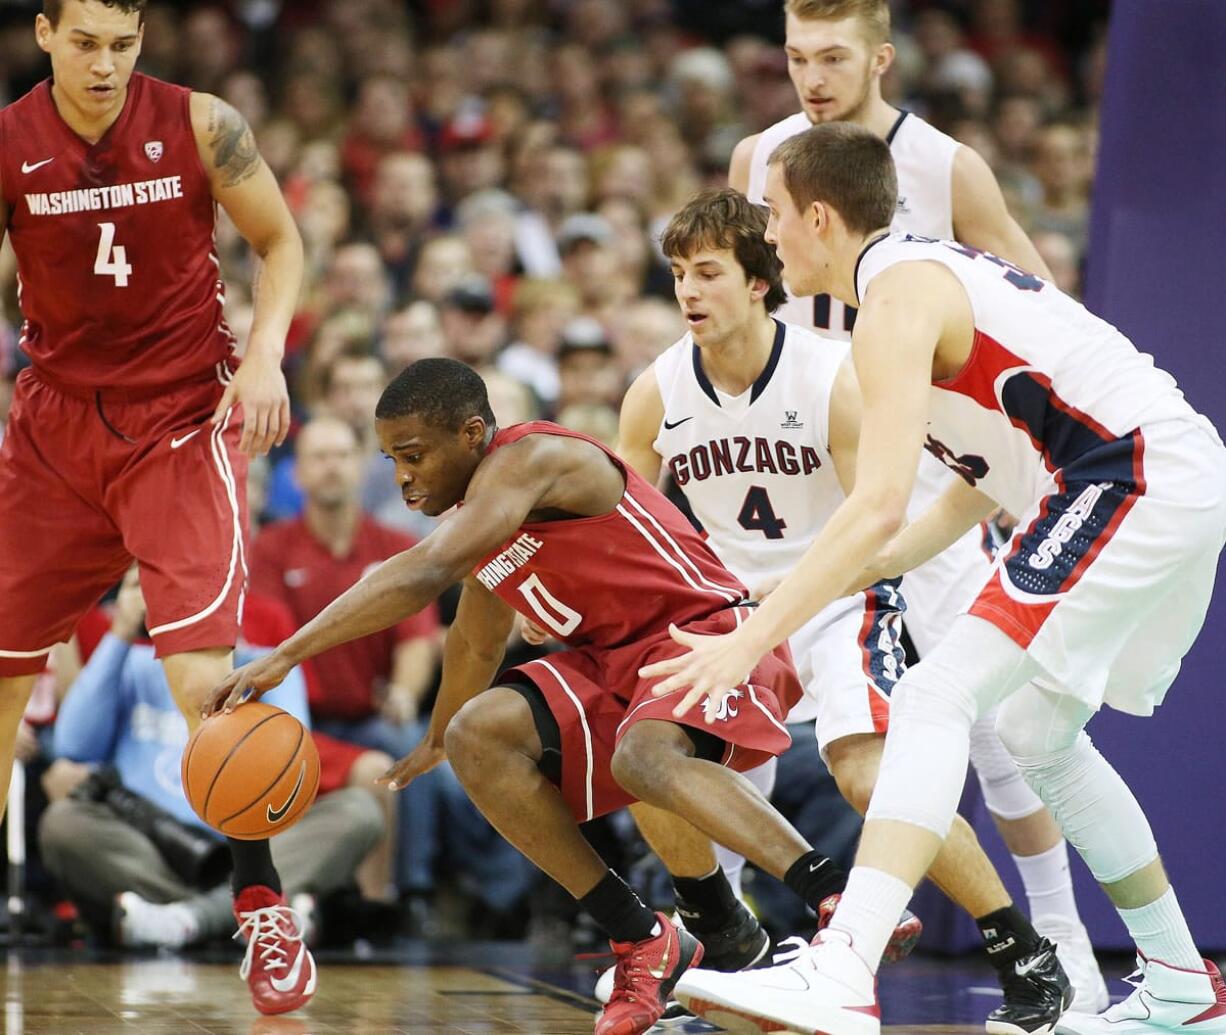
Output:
[[1034, 915, 1110, 1014], [1055, 956, 1226, 1034], [675, 928, 880, 1035]]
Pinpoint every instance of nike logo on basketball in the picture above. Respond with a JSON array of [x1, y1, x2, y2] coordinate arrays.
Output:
[[663, 416, 693, 430], [170, 428, 203, 449], [267, 761, 307, 823], [21, 158, 54, 174]]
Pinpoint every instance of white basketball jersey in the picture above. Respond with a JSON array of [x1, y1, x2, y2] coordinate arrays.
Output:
[[857, 234, 1210, 517], [748, 110, 958, 339], [652, 320, 850, 587]]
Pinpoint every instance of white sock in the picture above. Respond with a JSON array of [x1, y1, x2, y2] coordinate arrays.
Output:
[[1118, 888, 1201, 970], [828, 867, 914, 974], [1013, 841, 1079, 922]]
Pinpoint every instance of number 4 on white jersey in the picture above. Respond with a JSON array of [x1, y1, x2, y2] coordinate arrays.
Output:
[[94, 222, 133, 287]]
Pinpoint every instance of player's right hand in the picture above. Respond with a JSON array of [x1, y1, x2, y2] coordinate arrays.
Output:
[[213, 351, 291, 457], [202, 651, 292, 717], [379, 737, 446, 792]]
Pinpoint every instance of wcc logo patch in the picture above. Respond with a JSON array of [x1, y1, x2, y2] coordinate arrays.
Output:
[[144, 140, 164, 163], [781, 410, 804, 430]]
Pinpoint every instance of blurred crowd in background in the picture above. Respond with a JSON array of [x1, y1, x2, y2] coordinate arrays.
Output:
[[0, 0, 1110, 952]]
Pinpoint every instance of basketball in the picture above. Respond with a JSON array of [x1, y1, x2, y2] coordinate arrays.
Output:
[[181, 702, 320, 840]]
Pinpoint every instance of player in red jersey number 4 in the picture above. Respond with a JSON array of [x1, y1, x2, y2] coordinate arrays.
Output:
[[0, 0, 311, 1015]]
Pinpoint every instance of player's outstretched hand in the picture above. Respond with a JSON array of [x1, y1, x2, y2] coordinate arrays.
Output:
[[639, 624, 758, 724], [379, 737, 446, 791], [213, 352, 291, 457], [202, 652, 293, 717]]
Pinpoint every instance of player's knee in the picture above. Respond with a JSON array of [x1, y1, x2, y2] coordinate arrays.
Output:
[[348, 750, 396, 795], [37, 799, 84, 871], [445, 689, 537, 777], [994, 695, 1084, 762], [833, 763, 877, 816], [610, 721, 688, 802]]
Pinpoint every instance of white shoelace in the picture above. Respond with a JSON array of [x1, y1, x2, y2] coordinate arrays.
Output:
[[235, 904, 304, 980]]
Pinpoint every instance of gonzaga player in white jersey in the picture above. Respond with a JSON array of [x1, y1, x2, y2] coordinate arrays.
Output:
[[728, 2, 1108, 1010], [610, 188, 1075, 1029], [660, 125, 1226, 1035]]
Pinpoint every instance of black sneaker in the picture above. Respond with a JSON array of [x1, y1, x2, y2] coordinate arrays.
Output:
[[987, 938, 1074, 1035], [677, 899, 771, 972]]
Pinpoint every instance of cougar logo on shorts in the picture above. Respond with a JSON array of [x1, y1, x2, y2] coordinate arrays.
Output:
[[267, 760, 307, 823], [712, 688, 744, 721]]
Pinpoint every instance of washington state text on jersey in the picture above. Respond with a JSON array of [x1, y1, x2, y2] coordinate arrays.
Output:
[[669, 436, 823, 487], [23, 175, 185, 216], [474, 532, 545, 591]]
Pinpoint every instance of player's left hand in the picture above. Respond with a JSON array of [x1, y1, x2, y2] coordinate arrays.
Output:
[[214, 351, 290, 457], [639, 624, 760, 723], [203, 651, 292, 717]]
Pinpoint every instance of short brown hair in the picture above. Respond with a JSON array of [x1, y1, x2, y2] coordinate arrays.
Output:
[[660, 188, 787, 313], [768, 124, 897, 235], [785, 0, 891, 47], [43, 0, 147, 26]]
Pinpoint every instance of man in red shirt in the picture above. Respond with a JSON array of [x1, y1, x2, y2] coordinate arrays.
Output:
[[0, 0, 309, 1013], [249, 417, 443, 895]]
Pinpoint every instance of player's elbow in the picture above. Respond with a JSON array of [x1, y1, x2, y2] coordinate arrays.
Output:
[[857, 490, 908, 541]]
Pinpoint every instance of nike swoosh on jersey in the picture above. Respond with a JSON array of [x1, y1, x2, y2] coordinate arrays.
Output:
[[269, 942, 309, 993], [21, 158, 55, 174], [266, 761, 307, 824], [662, 416, 694, 430], [169, 428, 203, 449]]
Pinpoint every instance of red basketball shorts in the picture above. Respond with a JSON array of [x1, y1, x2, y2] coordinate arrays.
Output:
[[0, 367, 248, 676], [501, 604, 802, 822]]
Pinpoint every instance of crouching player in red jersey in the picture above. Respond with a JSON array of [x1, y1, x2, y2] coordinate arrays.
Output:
[[0, 1, 312, 1014], [211, 358, 873, 1035]]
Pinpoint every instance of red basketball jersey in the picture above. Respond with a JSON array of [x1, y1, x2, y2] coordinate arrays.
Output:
[[472, 422, 749, 648], [0, 74, 234, 391]]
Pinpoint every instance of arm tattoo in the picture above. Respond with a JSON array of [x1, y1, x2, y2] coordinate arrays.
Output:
[[206, 98, 261, 189]]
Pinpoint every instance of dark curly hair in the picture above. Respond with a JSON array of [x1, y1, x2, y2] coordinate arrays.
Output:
[[376, 358, 496, 432]]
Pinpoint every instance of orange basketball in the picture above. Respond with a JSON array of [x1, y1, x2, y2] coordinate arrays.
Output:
[[182, 702, 320, 840]]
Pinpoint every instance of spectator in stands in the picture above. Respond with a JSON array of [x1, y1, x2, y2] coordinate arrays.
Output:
[[1030, 122, 1091, 252], [409, 234, 476, 306], [438, 277, 508, 369], [496, 278, 581, 408], [39, 569, 385, 947], [367, 152, 442, 295], [380, 300, 447, 374], [555, 317, 625, 412]]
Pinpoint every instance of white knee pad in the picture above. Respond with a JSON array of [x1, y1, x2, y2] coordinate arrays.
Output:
[[715, 757, 777, 900], [998, 689, 1158, 885], [865, 615, 1039, 839], [969, 709, 1044, 820]]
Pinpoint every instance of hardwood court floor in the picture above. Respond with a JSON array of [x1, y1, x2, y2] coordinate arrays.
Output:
[[1, 943, 1135, 1034]]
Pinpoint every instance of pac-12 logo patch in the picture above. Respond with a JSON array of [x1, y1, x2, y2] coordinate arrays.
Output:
[[144, 140, 164, 163]]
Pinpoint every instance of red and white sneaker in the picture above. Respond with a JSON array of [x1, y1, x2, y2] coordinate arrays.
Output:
[[233, 885, 317, 1015], [819, 894, 923, 963], [1055, 956, 1226, 1034], [596, 911, 704, 1035], [678, 928, 880, 1034]]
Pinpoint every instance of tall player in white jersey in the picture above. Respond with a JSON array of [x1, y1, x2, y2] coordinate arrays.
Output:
[[727, 0, 1108, 1009], [617, 187, 1071, 1032], [654, 124, 1226, 1035]]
